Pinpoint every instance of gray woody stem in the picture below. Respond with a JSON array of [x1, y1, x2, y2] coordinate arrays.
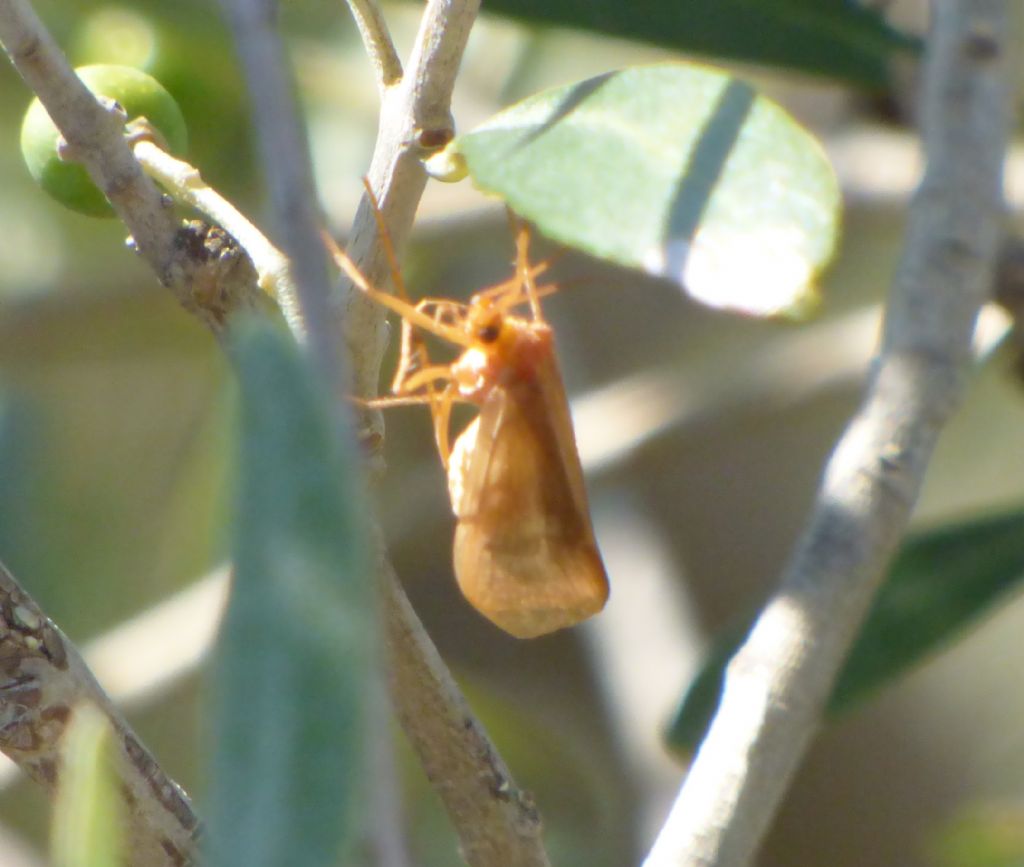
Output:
[[221, 1, 550, 865], [0, 0, 176, 271], [644, 3, 1011, 866], [336, 2, 554, 864], [337, 2, 551, 861], [342, 0, 480, 409], [0, 561, 199, 867], [344, 0, 402, 90], [0, 0, 270, 330]]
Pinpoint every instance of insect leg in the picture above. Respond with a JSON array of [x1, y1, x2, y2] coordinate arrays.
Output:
[[356, 389, 470, 407], [355, 393, 435, 408], [368, 365, 460, 467], [397, 364, 456, 395], [389, 296, 469, 393], [427, 383, 457, 469], [472, 260, 552, 303], [391, 316, 424, 394], [487, 277, 563, 315], [417, 298, 468, 329]]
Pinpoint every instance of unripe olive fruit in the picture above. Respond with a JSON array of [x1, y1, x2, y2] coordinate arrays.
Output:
[[20, 64, 187, 217]]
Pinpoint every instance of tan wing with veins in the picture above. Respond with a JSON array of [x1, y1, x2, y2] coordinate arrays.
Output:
[[448, 348, 608, 638]]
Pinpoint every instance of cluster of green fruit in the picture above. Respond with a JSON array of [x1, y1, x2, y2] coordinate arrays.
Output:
[[20, 64, 187, 217]]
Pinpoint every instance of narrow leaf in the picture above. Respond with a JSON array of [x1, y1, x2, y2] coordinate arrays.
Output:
[[51, 704, 123, 867], [206, 319, 371, 867], [667, 508, 1024, 753], [476, 0, 918, 86], [448, 64, 841, 317]]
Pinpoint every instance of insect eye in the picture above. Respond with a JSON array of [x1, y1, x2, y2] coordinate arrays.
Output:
[[477, 322, 501, 343]]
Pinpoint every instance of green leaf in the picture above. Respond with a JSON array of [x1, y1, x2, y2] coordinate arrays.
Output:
[[477, 0, 918, 85], [206, 319, 371, 867], [667, 507, 1024, 754], [51, 705, 123, 867], [448, 64, 841, 317]]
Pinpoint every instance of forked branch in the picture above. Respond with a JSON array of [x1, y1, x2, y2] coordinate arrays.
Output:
[[222, 0, 550, 865]]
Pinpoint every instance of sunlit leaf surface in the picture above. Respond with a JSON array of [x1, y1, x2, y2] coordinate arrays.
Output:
[[448, 64, 841, 317]]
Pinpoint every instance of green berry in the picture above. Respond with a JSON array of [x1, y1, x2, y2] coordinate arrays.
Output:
[[20, 64, 187, 218]]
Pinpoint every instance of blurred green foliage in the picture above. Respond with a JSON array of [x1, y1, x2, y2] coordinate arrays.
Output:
[[472, 0, 918, 85], [0, 293, 229, 634], [929, 804, 1024, 867]]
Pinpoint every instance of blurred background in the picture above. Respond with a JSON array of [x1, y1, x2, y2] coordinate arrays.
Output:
[[2, 1, 1024, 865]]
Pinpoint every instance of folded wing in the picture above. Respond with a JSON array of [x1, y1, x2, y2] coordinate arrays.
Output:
[[449, 346, 609, 638]]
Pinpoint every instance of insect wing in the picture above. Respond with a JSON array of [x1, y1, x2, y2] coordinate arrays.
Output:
[[449, 338, 608, 638]]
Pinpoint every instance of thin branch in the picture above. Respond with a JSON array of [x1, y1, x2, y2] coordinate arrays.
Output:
[[643, 3, 1011, 866], [133, 139, 301, 333], [334, 2, 550, 865], [381, 560, 547, 867], [0, 560, 199, 867], [0, 0, 275, 334], [341, 0, 480, 407], [220, 1, 548, 863], [0, 0, 176, 274], [344, 0, 402, 90]]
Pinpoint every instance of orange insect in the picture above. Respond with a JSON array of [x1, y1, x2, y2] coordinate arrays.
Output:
[[329, 213, 609, 639]]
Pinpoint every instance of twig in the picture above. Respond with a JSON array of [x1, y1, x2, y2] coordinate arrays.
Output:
[[0, 560, 199, 867], [344, 0, 402, 90], [0, 0, 176, 273], [341, 0, 480, 407], [335, 2, 550, 865], [381, 559, 547, 867], [643, 3, 1011, 866], [0, 0, 275, 334], [223, 0, 548, 863], [132, 139, 301, 333]]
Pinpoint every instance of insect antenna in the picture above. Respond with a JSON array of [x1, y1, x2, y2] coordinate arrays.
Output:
[[321, 230, 472, 347], [473, 260, 555, 305], [514, 221, 545, 322], [361, 178, 412, 302]]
